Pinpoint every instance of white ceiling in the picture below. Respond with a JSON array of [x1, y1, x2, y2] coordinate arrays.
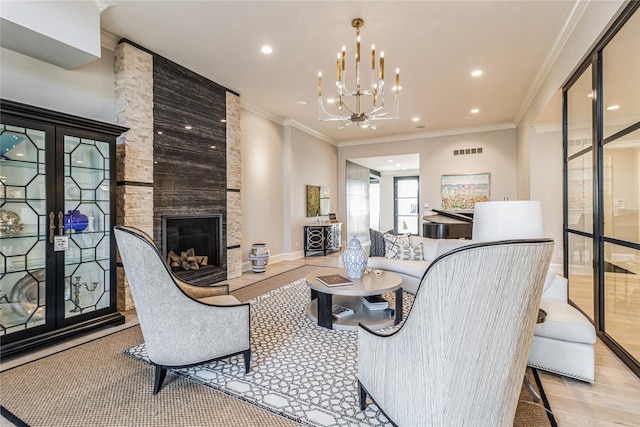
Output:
[[100, 1, 580, 145]]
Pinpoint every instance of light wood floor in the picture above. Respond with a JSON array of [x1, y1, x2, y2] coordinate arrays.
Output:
[[233, 251, 639, 427]]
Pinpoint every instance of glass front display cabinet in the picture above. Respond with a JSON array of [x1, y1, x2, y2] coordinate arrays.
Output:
[[0, 100, 127, 356]]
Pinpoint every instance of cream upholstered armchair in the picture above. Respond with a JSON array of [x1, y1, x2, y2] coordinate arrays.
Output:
[[114, 226, 251, 394], [358, 239, 554, 426]]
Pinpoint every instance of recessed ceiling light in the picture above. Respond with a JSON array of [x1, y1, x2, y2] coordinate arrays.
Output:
[[587, 93, 593, 98], [327, 98, 336, 104], [298, 100, 308, 105], [412, 117, 420, 122], [261, 46, 272, 54], [471, 108, 480, 114], [185, 125, 192, 130], [606, 105, 620, 110], [471, 69, 483, 77]]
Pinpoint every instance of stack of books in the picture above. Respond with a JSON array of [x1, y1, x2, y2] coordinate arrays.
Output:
[[363, 295, 388, 311], [331, 304, 355, 320], [317, 274, 353, 287]]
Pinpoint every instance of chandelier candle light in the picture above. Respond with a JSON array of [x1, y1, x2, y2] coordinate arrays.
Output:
[[318, 18, 400, 129]]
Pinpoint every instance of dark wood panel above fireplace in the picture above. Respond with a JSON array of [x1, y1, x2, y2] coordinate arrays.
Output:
[[152, 54, 229, 284]]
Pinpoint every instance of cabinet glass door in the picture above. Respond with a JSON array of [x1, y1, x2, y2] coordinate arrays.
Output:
[[0, 123, 49, 335], [62, 134, 112, 319]]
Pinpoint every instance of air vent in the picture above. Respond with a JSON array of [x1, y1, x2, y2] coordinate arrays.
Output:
[[453, 147, 483, 156]]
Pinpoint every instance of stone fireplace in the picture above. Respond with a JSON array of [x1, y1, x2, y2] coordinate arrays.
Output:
[[114, 40, 242, 311]]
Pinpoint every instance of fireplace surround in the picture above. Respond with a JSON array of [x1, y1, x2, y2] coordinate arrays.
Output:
[[162, 214, 223, 282]]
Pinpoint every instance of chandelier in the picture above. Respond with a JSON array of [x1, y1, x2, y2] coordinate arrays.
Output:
[[317, 18, 400, 129]]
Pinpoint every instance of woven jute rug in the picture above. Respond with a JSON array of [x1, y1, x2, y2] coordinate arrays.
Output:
[[0, 268, 556, 426]]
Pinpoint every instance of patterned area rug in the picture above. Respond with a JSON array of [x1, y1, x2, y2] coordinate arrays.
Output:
[[124, 279, 553, 426]]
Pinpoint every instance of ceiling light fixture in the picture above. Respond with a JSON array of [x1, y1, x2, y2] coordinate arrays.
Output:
[[471, 69, 483, 77], [471, 108, 480, 114], [261, 46, 272, 54], [317, 18, 400, 129], [606, 105, 620, 110]]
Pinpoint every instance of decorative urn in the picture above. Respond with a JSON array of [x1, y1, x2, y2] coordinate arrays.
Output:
[[343, 235, 368, 279], [249, 243, 270, 273]]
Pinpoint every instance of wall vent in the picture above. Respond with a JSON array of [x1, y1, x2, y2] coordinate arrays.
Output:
[[453, 147, 483, 156]]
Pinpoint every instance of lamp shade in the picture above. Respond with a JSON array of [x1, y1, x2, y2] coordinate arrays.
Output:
[[472, 201, 544, 242]]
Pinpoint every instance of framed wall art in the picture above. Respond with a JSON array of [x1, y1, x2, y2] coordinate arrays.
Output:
[[441, 173, 490, 210]]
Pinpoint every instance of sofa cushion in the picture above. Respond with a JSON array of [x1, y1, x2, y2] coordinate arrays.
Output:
[[369, 228, 386, 257], [536, 300, 596, 344], [383, 233, 411, 259], [436, 239, 473, 257], [409, 236, 441, 261], [396, 243, 424, 261], [367, 257, 430, 279]]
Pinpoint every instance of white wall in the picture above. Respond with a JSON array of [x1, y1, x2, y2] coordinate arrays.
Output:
[[338, 128, 517, 237], [240, 109, 286, 264], [530, 127, 564, 265], [0, 46, 117, 123], [289, 126, 338, 255]]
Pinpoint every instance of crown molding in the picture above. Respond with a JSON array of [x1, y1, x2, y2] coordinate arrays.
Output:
[[532, 121, 562, 133], [241, 101, 285, 125], [338, 122, 516, 147], [514, 0, 590, 126], [283, 119, 336, 145], [100, 30, 119, 51]]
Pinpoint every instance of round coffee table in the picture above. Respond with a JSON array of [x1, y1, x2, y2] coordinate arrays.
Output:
[[305, 267, 403, 331]]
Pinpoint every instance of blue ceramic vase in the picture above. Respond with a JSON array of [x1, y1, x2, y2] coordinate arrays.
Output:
[[64, 210, 89, 232]]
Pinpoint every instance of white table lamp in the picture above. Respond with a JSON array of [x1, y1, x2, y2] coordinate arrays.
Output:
[[472, 200, 544, 242]]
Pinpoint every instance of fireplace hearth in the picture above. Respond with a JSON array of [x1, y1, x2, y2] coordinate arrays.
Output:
[[162, 214, 223, 284]]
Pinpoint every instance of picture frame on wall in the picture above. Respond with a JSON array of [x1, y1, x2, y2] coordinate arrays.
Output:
[[441, 173, 490, 211]]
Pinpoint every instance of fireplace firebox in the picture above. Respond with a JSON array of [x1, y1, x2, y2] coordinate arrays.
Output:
[[161, 214, 223, 283]]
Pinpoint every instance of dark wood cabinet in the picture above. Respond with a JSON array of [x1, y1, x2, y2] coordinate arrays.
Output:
[[0, 100, 127, 356], [304, 223, 342, 256]]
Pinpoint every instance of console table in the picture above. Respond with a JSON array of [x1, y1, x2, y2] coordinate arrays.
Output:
[[304, 223, 342, 256]]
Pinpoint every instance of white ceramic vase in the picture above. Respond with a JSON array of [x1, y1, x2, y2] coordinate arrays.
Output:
[[343, 236, 368, 279], [249, 243, 270, 273]]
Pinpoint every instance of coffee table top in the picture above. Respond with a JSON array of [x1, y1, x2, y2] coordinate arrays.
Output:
[[306, 267, 402, 296]]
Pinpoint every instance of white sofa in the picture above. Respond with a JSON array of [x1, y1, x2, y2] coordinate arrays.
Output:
[[366, 236, 470, 294], [367, 234, 597, 382], [529, 269, 597, 382]]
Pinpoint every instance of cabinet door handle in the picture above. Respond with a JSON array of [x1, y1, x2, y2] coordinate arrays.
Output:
[[49, 212, 56, 243], [58, 211, 64, 236]]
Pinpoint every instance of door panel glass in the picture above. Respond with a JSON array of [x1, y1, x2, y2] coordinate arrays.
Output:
[[568, 233, 594, 320], [567, 152, 593, 234], [604, 128, 640, 244], [567, 64, 593, 157], [602, 10, 640, 139], [0, 124, 48, 335], [63, 135, 111, 319], [604, 242, 639, 362]]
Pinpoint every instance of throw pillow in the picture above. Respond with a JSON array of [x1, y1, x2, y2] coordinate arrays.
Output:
[[396, 243, 424, 261], [383, 233, 411, 259], [369, 228, 386, 257]]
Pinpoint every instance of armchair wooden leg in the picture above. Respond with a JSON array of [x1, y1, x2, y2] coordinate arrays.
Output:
[[243, 349, 251, 373], [153, 365, 167, 395], [358, 380, 368, 410]]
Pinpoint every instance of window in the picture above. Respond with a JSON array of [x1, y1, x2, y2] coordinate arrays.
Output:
[[394, 176, 419, 235]]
